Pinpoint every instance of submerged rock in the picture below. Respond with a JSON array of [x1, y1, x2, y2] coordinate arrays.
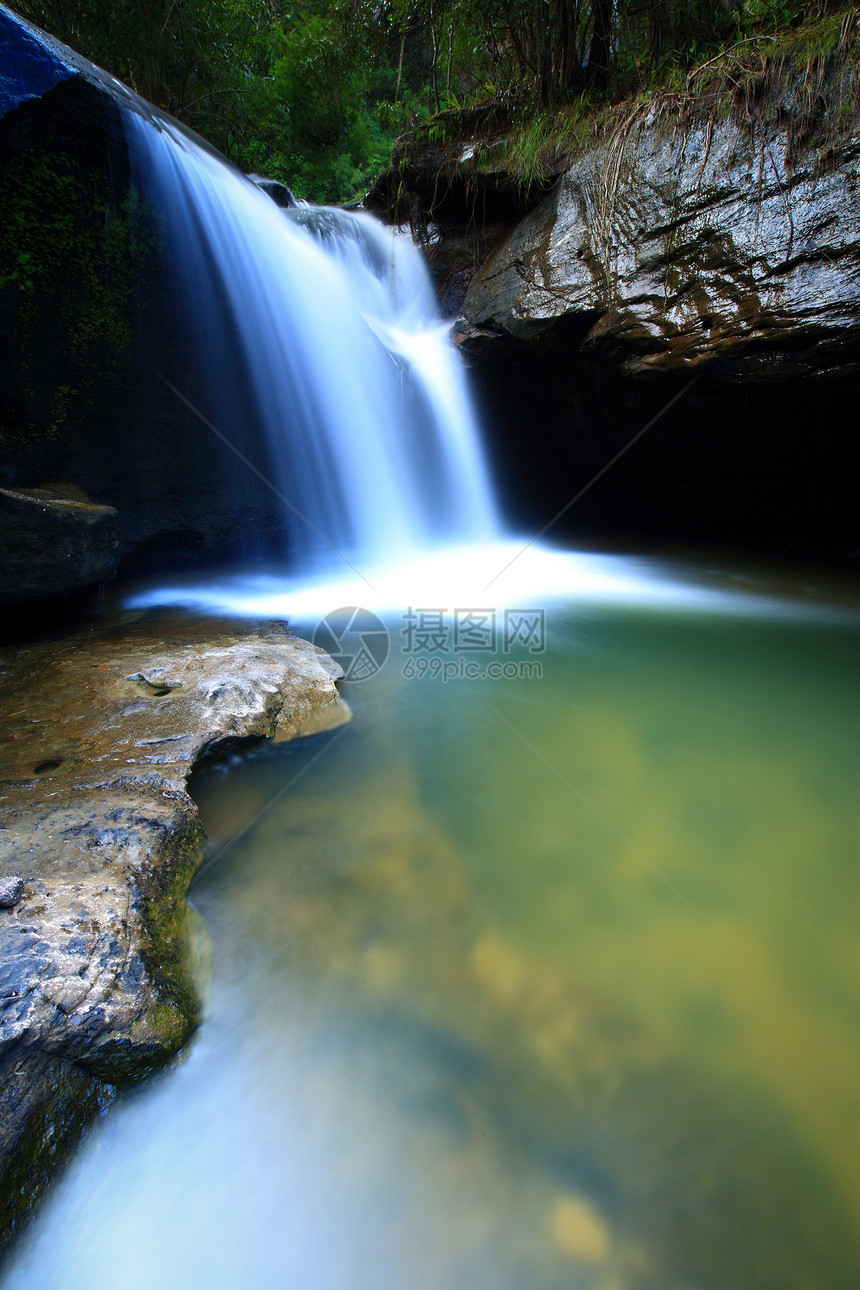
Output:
[[203, 762, 859, 1289], [0, 613, 344, 1247]]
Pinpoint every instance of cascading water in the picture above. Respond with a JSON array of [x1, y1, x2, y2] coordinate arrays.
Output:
[[124, 110, 853, 623], [5, 48, 860, 1290], [126, 113, 499, 573]]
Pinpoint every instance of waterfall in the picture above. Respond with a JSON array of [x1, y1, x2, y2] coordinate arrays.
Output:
[[125, 113, 500, 574], [124, 113, 809, 622]]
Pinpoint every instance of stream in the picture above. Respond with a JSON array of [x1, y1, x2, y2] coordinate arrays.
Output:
[[4, 551, 860, 1290], [4, 15, 860, 1288]]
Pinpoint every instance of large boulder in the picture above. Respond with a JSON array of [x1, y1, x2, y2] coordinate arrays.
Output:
[[0, 612, 346, 1246], [372, 101, 860, 558]]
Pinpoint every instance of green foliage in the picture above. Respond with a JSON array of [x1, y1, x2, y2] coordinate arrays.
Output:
[[11, 0, 440, 201], [240, 10, 420, 203], [12, 0, 278, 151], [9, 0, 858, 204], [503, 102, 597, 189]]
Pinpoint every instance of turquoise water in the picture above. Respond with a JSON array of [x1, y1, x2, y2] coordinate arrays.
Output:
[[5, 556, 860, 1289]]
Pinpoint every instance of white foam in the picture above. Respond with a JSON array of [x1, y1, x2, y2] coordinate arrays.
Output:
[[126, 542, 860, 624]]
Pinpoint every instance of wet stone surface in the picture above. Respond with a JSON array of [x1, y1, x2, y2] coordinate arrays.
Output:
[[0, 609, 345, 1247], [0, 879, 24, 909], [461, 112, 860, 378]]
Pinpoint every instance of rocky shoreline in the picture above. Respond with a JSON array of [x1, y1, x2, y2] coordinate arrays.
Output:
[[0, 612, 345, 1247]]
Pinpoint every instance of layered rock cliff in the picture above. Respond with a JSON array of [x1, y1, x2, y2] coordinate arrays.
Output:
[[461, 108, 860, 378]]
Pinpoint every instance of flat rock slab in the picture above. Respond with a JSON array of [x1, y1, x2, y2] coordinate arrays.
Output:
[[0, 610, 345, 1244]]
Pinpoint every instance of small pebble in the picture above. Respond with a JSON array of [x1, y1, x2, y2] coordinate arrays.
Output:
[[0, 876, 25, 909]]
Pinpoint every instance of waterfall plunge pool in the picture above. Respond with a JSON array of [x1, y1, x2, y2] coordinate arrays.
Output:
[[4, 549, 860, 1290], [5, 77, 858, 1290]]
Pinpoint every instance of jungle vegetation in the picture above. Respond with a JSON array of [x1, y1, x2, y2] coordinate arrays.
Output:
[[9, 1, 859, 201]]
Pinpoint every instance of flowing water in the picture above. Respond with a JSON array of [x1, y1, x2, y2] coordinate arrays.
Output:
[[5, 94, 860, 1289], [4, 560, 860, 1290], [127, 114, 498, 569]]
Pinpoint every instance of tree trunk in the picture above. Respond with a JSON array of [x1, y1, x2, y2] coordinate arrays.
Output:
[[586, 0, 612, 92], [649, 0, 664, 71], [395, 31, 405, 102], [535, 0, 552, 107], [555, 0, 583, 99], [429, 9, 441, 113]]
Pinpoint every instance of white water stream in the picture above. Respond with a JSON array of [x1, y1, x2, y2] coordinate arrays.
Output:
[[127, 114, 498, 575], [122, 114, 860, 627]]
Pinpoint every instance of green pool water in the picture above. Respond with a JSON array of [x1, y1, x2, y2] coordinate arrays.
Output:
[[5, 558, 860, 1290]]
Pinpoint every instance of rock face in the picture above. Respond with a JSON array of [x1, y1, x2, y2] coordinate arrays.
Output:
[[0, 484, 125, 604], [365, 107, 561, 316], [0, 8, 288, 605], [0, 614, 346, 1246], [461, 109, 860, 379]]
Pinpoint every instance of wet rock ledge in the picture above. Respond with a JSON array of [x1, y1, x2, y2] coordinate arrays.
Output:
[[0, 614, 345, 1246]]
